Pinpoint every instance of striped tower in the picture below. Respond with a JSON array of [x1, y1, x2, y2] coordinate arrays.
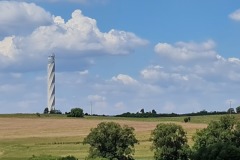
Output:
[[47, 54, 55, 113]]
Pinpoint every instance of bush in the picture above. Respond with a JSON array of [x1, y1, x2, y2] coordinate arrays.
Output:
[[184, 117, 191, 123], [60, 155, 78, 160], [192, 142, 240, 160], [29, 155, 59, 160], [236, 106, 240, 113], [227, 108, 235, 114], [43, 107, 48, 114], [36, 113, 40, 117], [150, 123, 190, 160], [67, 108, 84, 117], [29, 155, 78, 160], [50, 109, 62, 114], [192, 115, 240, 158], [83, 122, 138, 160]]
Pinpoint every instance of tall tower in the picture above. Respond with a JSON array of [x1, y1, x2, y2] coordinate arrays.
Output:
[[47, 54, 55, 113]]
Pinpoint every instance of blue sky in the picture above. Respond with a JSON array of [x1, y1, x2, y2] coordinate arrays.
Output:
[[1, 0, 240, 115]]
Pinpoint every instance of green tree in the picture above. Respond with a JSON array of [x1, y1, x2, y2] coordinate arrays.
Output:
[[68, 108, 84, 117], [150, 123, 190, 160], [152, 109, 157, 114], [227, 107, 235, 114], [43, 107, 48, 114], [83, 122, 138, 160], [192, 115, 240, 158], [236, 106, 240, 113], [193, 142, 240, 160]]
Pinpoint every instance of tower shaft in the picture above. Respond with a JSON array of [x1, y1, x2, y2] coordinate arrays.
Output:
[[47, 54, 55, 113]]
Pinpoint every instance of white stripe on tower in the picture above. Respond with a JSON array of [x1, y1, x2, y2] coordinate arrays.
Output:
[[48, 54, 55, 113]]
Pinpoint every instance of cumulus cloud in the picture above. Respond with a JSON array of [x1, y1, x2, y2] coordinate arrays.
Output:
[[141, 65, 190, 84], [229, 9, 240, 21], [154, 40, 217, 62], [88, 94, 106, 102], [145, 41, 240, 94], [112, 74, 138, 85], [78, 70, 89, 75], [16, 0, 108, 4], [140, 65, 166, 81], [0, 4, 147, 72], [0, 1, 52, 36]]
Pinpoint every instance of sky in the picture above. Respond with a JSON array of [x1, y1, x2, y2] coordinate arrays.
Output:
[[1, 0, 240, 115]]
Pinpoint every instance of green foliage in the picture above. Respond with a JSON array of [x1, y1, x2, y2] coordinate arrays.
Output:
[[140, 108, 145, 114], [29, 155, 78, 160], [150, 123, 190, 160], [83, 122, 138, 160], [192, 142, 240, 160], [50, 109, 62, 114], [152, 109, 157, 114], [29, 155, 59, 160], [68, 108, 84, 117], [184, 117, 191, 123], [43, 107, 49, 114], [60, 155, 78, 160], [227, 107, 235, 114], [236, 106, 240, 113], [193, 115, 236, 150], [192, 115, 240, 158]]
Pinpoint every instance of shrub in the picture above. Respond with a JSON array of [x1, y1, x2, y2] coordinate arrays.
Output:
[[29, 155, 78, 160], [192, 142, 240, 160], [59, 155, 78, 160], [29, 155, 59, 160], [43, 107, 48, 114], [192, 115, 240, 158], [184, 117, 191, 123], [67, 108, 84, 117]]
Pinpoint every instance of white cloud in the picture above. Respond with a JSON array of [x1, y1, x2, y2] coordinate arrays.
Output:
[[0, 5, 147, 72], [0, 1, 52, 36], [229, 9, 240, 21], [0, 36, 17, 59], [88, 95, 106, 102], [114, 102, 126, 110], [154, 40, 217, 62], [17, 0, 108, 4], [141, 65, 189, 83], [78, 70, 89, 75], [141, 65, 167, 81], [112, 74, 138, 85]]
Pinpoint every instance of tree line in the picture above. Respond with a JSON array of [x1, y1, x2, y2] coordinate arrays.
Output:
[[116, 106, 240, 118]]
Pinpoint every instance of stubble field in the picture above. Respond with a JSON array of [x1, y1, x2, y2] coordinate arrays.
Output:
[[0, 114, 227, 160]]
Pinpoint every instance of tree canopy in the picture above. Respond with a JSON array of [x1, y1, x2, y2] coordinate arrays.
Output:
[[150, 123, 190, 160], [67, 108, 84, 117], [236, 106, 240, 113], [192, 115, 240, 159], [83, 122, 138, 160]]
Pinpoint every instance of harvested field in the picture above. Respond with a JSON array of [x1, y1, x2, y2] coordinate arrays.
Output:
[[0, 117, 206, 139], [0, 116, 208, 159]]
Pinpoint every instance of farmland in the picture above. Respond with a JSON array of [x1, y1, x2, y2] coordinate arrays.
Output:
[[0, 114, 237, 160]]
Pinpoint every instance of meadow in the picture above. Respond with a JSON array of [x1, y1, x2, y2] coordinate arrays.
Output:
[[0, 114, 238, 160]]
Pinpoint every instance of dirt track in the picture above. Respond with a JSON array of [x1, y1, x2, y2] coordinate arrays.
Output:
[[0, 118, 207, 139]]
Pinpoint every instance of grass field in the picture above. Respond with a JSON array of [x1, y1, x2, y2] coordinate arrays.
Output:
[[0, 114, 238, 160]]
